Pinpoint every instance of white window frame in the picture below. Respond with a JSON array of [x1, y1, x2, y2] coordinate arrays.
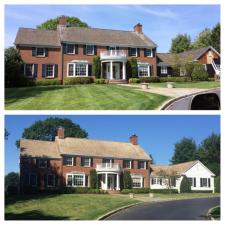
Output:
[[66, 174, 85, 187], [131, 175, 143, 188], [29, 173, 37, 187], [66, 44, 75, 54], [64, 156, 74, 166], [145, 48, 153, 57], [47, 174, 55, 187], [36, 47, 45, 57], [130, 47, 137, 57], [67, 63, 88, 77], [68, 63, 75, 77], [123, 160, 132, 169], [139, 161, 146, 169], [138, 64, 150, 77], [161, 66, 168, 74], [200, 178, 208, 187], [86, 45, 94, 55], [151, 177, 162, 185], [39, 159, 47, 168], [82, 157, 91, 167], [24, 64, 35, 78], [45, 64, 55, 78]]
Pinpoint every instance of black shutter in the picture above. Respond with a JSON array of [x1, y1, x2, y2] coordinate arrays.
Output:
[[33, 64, 38, 78], [90, 158, 93, 167], [73, 156, 76, 166], [200, 178, 203, 187], [137, 48, 140, 57], [42, 64, 46, 77], [81, 157, 84, 166], [112, 159, 114, 163], [160, 178, 162, 185], [152, 48, 156, 57], [116, 46, 120, 50], [208, 178, 211, 187], [138, 161, 140, 169], [131, 160, 133, 169], [32, 47, 36, 56], [88, 64, 92, 76], [123, 160, 125, 168], [194, 178, 196, 187], [36, 159, 39, 168], [21, 64, 25, 75], [45, 48, 48, 57], [47, 159, 50, 168], [144, 48, 147, 57], [55, 175, 58, 187], [44, 174, 47, 187], [83, 45, 86, 55], [75, 44, 78, 54], [54, 64, 58, 78], [128, 47, 131, 56], [94, 45, 97, 55], [63, 156, 67, 165], [63, 44, 67, 54], [37, 174, 41, 187], [106, 46, 110, 51]]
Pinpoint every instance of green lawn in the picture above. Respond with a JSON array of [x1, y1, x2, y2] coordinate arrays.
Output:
[[5, 85, 169, 110], [146, 81, 220, 89], [5, 194, 139, 220]]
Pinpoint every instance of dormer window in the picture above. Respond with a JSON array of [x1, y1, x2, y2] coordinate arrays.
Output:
[[86, 45, 95, 55]]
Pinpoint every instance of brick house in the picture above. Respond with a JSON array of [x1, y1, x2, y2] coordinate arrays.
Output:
[[20, 128, 151, 191], [157, 46, 220, 78], [15, 16, 158, 83]]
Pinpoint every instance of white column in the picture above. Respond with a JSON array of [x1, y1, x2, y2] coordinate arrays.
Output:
[[116, 173, 120, 190], [110, 61, 113, 80], [86, 64, 88, 77], [105, 173, 108, 190], [122, 62, 126, 80], [83, 175, 85, 187], [148, 65, 151, 77], [101, 62, 103, 78]]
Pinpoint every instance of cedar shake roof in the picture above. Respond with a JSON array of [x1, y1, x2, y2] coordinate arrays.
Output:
[[20, 139, 61, 158], [157, 46, 220, 66], [15, 26, 157, 48], [20, 137, 151, 160], [15, 28, 61, 47], [151, 160, 199, 176]]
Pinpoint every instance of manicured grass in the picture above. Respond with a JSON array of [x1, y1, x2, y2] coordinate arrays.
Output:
[[5, 85, 169, 110], [5, 194, 139, 220], [146, 81, 220, 89]]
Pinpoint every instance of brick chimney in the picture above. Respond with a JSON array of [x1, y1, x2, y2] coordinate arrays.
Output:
[[58, 15, 67, 26], [57, 127, 65, 139], [134, 23, 142, 34], [129, 134, 138, 145]]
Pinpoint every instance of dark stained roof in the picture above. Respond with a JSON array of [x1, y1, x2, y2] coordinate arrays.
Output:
[[157, 46, 220, 66], [15, 26, 157, 48], [15, 28, 61, 47]]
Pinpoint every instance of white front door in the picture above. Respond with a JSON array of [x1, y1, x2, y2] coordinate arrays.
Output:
[[106, 63, 120, 80]]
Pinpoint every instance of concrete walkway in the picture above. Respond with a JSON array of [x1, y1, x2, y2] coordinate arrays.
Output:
[[119, 84, 207, 98]]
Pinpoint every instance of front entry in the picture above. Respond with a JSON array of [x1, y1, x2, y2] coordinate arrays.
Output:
[[106, 63, 120, 80], [107, 174, 115, 190]]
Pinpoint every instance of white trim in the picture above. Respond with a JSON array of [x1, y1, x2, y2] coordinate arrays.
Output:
[[66, 173, 86, 187], [123, 159, 132, 169], [131, 174, 143, 188], [64, 156, 74, 166], [86, 44, 95, 55], [24, 64, 35, 78], [145, 48, 153, 57], [45, 64, 55, 78], [82, 157, 91, 167], [139, 160, 146, 169], [36, 47, 46, 57], [161, 65, 167, 74], [66, 44, 75, 54], [47, 174, 55, 187], [138, 64, 150, 77], [130, 47, 138, 57], [67, 62, 88, 77], [67, 63, 75, 77]]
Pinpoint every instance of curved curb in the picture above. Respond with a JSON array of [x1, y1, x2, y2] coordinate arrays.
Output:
[[160, 88, 220, 110], [97, 202, 141, 220], [207, 205, 220, 220]]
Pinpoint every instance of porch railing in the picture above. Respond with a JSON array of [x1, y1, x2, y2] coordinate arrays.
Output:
[[100, 50, 127, 60], [96, 163, 121, 171]]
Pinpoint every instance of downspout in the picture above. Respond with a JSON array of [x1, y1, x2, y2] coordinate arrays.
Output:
[[61, 43, 64, 84]]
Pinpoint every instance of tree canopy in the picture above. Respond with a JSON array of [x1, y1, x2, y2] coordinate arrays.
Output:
[[16, 117, 88, 148], [37, 16, 88, 30], [211, 23, 220, 52], [170, 34, 191, 53], [191, 28, 212, 49], [5, 172, 20, 189]]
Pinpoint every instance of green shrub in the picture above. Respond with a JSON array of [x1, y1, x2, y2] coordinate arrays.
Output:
[[149, 189, 178, 194], [7, 186, 18, 195], [90, 169, 97, 189], [92, 56, 101, 78], [139, 77, 160, 83], [123, 171, 132, 189], [35, 79, 61, 86], [190, 190, 213, 193], [95, 79, 106, 84], [121, 188, 150, 194], [63, 77, 94, 85], [129, 78, 140, 83], [180, 175, 191, 193], [191, 64, 209, 81], [160, 77, 191, 83], [215, 176, 220, 193]]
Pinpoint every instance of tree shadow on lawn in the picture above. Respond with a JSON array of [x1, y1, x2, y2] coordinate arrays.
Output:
[[5, 210, 69, 220]]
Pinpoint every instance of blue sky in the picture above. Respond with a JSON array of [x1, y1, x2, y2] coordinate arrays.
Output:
[[5, 4, 220, 52], [5, 115, 220, 174]]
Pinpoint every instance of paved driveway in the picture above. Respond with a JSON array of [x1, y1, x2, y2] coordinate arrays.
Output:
[[105, 197, 220, 220]]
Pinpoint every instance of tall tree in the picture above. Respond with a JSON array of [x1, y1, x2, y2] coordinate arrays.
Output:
[[16, 117, 88, 148], [197, 133, 220, 175], [171, 137, 197, 164], [37, 16, 88, 30], [192, 28, 212, 49], [211, 23, 220, 53], [170, 34, 191, 53], [5, 172, 20, 189]]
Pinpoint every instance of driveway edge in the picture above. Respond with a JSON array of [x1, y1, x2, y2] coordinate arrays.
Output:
[[160, 88, 220, 110], [97, 202, 141, 220]]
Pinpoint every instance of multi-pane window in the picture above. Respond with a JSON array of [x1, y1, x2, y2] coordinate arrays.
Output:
[[75, 63, 87, 76], [188, 178, 193, 186], [130, 48, 137, 57], [170, 177, 176, 187], [39, 159, 47, 168], [64, 156, 73, 166], [161, 66, 167, 74], [82, 157, 91, 167], [200, 178, 208, 187], [47, 174, 55, 187], [139, 161, 146, 169], [67, 44, 75, 54], [45, 64, 54, 77], [86, 45, 94, 55], [29, 174, 37, 186], [25, 64, 34, 77], [123, 160, 131, 169], [145, 49, 152, 57], [74, 175, 84, 186], [68, 64, 74, 76], [67, 175, 73, 186], [138, 65, 149, 77], [132, 177, 142, 188], [36, 47, 45, 56], [151, 177, 162, 185]]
